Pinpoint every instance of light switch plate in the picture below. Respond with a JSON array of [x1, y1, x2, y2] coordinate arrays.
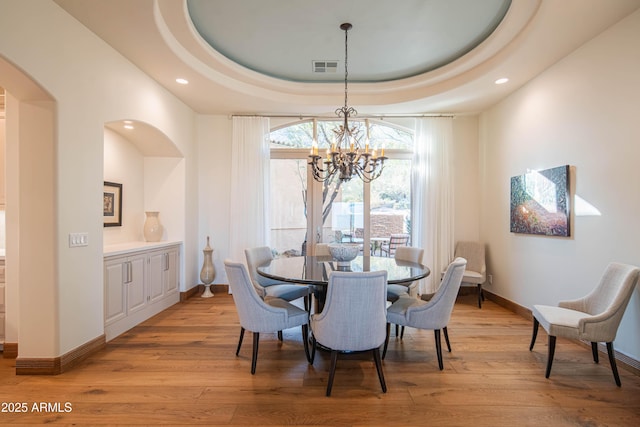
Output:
[[69, 232, 89, 247]]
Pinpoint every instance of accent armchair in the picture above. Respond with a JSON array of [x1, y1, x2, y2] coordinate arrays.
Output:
[[529, 262, 639, 386]]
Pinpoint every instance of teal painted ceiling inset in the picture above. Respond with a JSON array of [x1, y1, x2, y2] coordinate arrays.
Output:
[[187, 0, 511, 82]]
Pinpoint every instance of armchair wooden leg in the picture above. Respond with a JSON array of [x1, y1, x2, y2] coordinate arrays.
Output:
[[251, 332, 260, 375], [545, 335, 556, 379], [382, 322, 390, 360], [373, 348, 387, 393], [236, 327, 245, 356], [591, 342, 599, 363], [443, 326, 452, 352], [606, 342, 622, 387], [477, 284, 482, 308], [277, 331, 283, 341], [395, 324, 399, 337], [529, 318, 539, 351], [434, 329, 444, 370], [400, 326, 406, 339], [326, 350, 339, 396], [302, 324, 311, 363]]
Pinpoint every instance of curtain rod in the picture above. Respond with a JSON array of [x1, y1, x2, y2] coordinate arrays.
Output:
[[229, 113, 455, 120]]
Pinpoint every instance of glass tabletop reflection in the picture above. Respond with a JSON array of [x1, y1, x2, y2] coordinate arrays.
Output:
[[257, 255, 430, 287]]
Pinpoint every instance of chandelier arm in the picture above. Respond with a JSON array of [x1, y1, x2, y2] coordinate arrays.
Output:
[[309, 23, 384, 184]]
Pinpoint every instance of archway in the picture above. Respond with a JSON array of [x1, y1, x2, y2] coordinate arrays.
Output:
[[0, 55, 57, 369]]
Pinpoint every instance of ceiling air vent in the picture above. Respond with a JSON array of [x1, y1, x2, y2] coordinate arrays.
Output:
[[312, 60, 338, 73]]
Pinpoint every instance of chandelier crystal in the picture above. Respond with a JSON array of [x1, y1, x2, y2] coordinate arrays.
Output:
[[308, 23, 387, 183]]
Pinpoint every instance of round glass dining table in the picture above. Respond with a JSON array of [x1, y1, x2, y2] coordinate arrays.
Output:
[[257, 255, 430, 310]]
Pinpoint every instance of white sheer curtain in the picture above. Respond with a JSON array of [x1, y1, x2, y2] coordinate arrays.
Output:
[[411, 117, 455, 294], [229, 117, 271, 264]]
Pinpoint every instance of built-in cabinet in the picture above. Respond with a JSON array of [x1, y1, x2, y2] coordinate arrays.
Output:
[[104, 242, 181, 341]]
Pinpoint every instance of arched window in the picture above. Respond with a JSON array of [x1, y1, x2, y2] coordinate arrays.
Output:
[[269, 119, 413, 257]]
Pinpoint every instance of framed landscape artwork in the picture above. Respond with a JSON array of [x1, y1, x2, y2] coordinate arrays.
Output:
[[510, 165, 570, 237], [103, 181, 122, 227]]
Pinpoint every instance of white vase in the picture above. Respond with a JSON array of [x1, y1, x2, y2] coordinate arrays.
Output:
[[143, 211, 163, 242], [200, 236, 216, 298]]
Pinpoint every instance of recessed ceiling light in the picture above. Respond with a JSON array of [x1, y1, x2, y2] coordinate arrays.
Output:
[[495, 77, 509, 85], [124, 124, 134, 130], [176, 78, 189, 85]]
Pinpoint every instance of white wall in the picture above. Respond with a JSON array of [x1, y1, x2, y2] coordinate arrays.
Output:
[[196, 115, 232, 285], [103, 129, 145, 245], [0, 0, 197, 358], [479, 10, 640, 359]]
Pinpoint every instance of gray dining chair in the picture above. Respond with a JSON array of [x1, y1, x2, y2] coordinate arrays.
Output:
[[245, 246, 312, 311], [224, 260, 311, 374], [530, 262, 639, 386], [383, 257, 467, 370], [310, 270, 388, 396], [387, 246, 425, 338]]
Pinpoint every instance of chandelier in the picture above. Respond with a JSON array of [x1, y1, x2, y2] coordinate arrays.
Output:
[[308, 23, 387, 183]]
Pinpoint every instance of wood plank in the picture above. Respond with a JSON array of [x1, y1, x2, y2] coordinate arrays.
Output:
[[0, 294, 638, 425]]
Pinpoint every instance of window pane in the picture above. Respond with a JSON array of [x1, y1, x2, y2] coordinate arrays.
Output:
[[370, 159, 412, 250], [270, 121, 313, 149], [269, 159, 307, 256], [323, 176, 364, 249]]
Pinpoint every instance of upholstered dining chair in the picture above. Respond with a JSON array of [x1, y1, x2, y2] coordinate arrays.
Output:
[[387, 246, 425, 338], [309, 270, 388, 396], [452, 241, 486, 308], [380, 233, 410, 257], [529, 262, 639, 386], [224, 260, 311, 374], [245, 246, 312, 311], [383, 257, 467, 370]]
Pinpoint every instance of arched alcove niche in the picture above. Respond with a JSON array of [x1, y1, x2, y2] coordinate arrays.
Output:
[[103, 120, 185, 246], [0, 55, 58, 364]]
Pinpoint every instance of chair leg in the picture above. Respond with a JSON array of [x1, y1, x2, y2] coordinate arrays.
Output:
[[309, 335, 317, 364], [545, 335, 556, 379], [236, 327, 245, 356], [395, 324, 399, 337], [373, 348, 387, 393], [382, 323, 391, 360], [326, 350, 339, 396], [277, 331, 283, 341], [302, 324, 311, 363], [400, 326, 406, 339], [443, 326, 452, 352], [477, 284, 482, 308], [606, 342, 622, 387], [434, 329, 444, 370], [251, 332, 260, 375], [529, 318, 539, 351], [591, 342, 599, 363]]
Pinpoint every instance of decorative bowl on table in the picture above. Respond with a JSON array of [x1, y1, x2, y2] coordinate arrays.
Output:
[[328, 243, 360, 267]]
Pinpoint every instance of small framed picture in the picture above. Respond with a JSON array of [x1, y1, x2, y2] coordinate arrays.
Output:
[[103, 181, 123, 227]]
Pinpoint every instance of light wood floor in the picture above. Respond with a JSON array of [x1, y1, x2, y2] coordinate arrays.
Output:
[[1, 293, 639, 426]]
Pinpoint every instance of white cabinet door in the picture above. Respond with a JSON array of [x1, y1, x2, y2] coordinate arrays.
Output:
[[147, 250, 166, 304], [104, 257, 127, 325], [165, 248, 179, 294], [126, 255, 146, 314]]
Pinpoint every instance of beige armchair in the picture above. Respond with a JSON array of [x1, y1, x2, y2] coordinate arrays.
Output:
[[529, 262, 639, 386], [453, 241, 486, 308]]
